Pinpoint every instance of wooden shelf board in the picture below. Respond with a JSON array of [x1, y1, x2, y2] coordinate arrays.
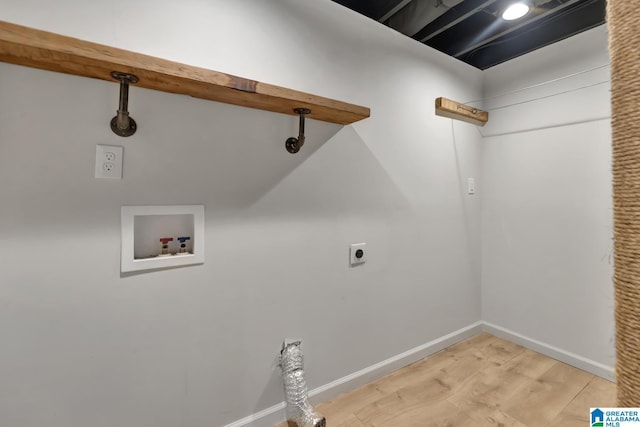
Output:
[[0, 20, 370, 125], [435, 97, 488, 126]]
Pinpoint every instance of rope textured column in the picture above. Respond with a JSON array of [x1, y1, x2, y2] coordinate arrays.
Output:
[[608, 0, 640, 406]]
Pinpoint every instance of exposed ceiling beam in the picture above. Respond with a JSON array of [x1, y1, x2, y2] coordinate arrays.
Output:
[[453, 0, 586, 57], [388, 0, 465, 37], [416, 0, 498, 42], [466, 0, 605, 69], [378, 0, 415, 22]]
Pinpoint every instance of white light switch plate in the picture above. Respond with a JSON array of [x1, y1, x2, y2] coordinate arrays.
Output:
[[467, 177, 475, 195]]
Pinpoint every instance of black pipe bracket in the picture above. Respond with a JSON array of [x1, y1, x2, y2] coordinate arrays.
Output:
[[110, 71, 139, 137], [286, 108, 311, 154]]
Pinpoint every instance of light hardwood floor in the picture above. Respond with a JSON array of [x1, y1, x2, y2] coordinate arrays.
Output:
[[281, 333, 616, 427]]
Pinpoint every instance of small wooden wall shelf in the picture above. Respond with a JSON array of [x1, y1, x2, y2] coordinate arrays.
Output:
[[0, 20, 370, 125], [435, 97, 488, 126]]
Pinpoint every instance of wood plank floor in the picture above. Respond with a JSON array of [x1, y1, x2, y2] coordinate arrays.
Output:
[[281, 333, 616, 427]]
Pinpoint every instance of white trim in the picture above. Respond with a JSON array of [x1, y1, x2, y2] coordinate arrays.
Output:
[[221, 402, 285, 427], [481, 115, 611, 138], [222, 321, 615, 427], [221, 321, 484, 427], [482, 322, 615, 381], [308, 321, 483, 404]]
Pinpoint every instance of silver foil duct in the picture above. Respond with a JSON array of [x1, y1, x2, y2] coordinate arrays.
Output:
[[279, 340, 326, 427]]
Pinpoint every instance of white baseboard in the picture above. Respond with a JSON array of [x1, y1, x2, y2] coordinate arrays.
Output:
[[482, 322, 615, 382], [223, 320, 615, 427], [308, 321, 484, 405], [222, 402, 286, 427], [222, 321, 484, 427]]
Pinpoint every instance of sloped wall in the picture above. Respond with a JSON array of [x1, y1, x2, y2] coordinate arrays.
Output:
[[0, 1, 483, 426]]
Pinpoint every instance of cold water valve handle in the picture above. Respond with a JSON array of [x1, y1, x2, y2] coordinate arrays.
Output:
[[177, 236, 191, 254]]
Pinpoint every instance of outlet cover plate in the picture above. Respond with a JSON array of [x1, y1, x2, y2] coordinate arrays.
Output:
[[350, 243, 366, 266], [95, 144, 123, 179]]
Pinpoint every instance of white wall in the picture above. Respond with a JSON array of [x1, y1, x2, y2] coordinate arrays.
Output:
[[481, 25, 615, 374], [0, 1, 483, 426]]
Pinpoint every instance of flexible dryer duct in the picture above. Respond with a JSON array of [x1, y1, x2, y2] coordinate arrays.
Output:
[[279, 340, 326, 427]]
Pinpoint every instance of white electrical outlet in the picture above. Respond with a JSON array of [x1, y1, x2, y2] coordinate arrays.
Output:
[[95, 145, 123, 179], [350, 243, 366, 266]]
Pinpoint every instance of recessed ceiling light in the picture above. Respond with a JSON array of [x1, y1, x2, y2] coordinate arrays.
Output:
[[502, 2, 531, 21]]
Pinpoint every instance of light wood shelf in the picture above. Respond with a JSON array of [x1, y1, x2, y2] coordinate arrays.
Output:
[[0, 20, 370, 125], [435, 97, 488, 126]]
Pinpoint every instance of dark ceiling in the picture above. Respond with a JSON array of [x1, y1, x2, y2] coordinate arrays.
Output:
[[331, 0, 606, 70]]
